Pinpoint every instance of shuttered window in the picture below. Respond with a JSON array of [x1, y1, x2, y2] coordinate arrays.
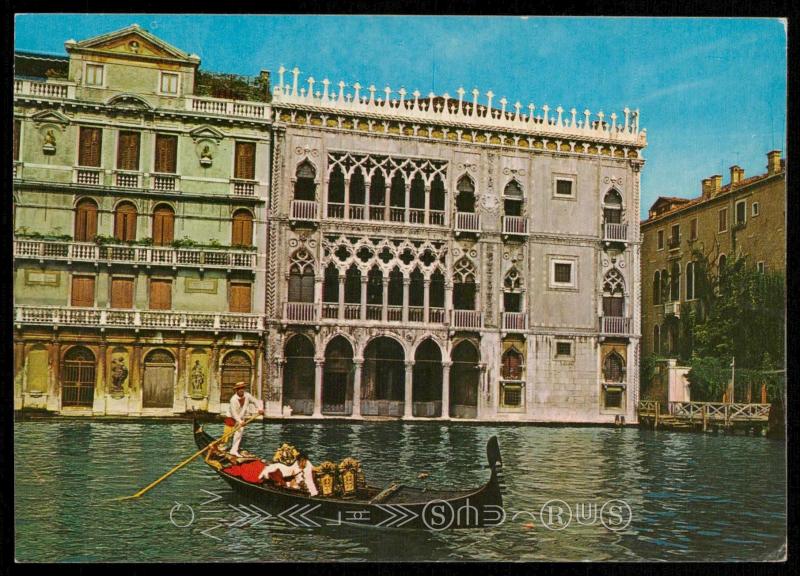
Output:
[[71, 275, 95, 308], [74, 199, 98, 242], [110, 277, 134, 309], [78, 127, 102, 167], [117, 131, 141, 171], [230, 282, 252, 313], [234, 142, 256, 180], [152, 205, 175, 246], [114, 202, 138, 242], [154, 134, 178, 174], [603, 296, 625, 317], [231, 209, 253, 246], [13, 119, 21, 161], [149, 279, 172, 310], [288, 268, 315, 303]]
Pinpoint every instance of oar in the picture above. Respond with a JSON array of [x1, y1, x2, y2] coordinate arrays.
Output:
[[112, 414, 262, 502]]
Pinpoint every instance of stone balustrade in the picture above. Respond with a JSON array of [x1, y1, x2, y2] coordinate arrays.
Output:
[[14, 79, 76, 100], [502, 215, 528, 236], [14, 305, 264, 332], [502, 311, 527, 331], [272, 66, 646, 145], [184, 95, 270, 120], [600, 315, 632, 335], [603, 222, 628, 241]]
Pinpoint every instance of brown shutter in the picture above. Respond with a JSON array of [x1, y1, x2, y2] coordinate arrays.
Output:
[[114, 203, 137, 242], [230, 282, 252, 313], [13, 119, 21, 161], [110, 277, 134, 309], [234, 142, 256, 180], [117, 131, 140, 171], [152, 206, 175, 246], [231, 210, 253, 246], [71, 275, 95, 307], [154, 134, 177, 174], [74, 199, 98, 242], [149, 279, 172, 310], [79, 127, 102, 167]]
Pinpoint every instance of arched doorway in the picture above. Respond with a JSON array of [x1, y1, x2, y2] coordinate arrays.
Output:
[[220, 351, 252, 404], [450, 340, 479, 419], [412, 339, 442, 417], [62, 346, 96, 407], [323, 336, 353, 415], [362, 337, 405, 416], [283, 335, 315, 415], [143, 349, 175, 408], [74, 198, 98, 242]]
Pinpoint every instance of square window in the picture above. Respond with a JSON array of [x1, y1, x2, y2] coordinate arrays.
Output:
[[549, 257, 577, 289], [160, 72, 179, 95], [657, 229, 664, 250], [85, 63, 104, 86], [719, 208, 728, 232], [604, 387, 624, 409], [555, 178, 574, 197], [502, 384, 522, 407], [554, 263, 571, 283], [752, 202, 760, 217], [556, 342, 572, 356]]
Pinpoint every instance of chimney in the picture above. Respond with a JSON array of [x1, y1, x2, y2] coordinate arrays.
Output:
[[730, 165, 745, 186], [701, 178, 712, 198], [767, 150, 782, 174], [710, 174, 722, 195]]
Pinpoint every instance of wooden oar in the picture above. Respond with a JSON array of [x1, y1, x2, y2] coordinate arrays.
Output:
[[112, 414, 262, 502]]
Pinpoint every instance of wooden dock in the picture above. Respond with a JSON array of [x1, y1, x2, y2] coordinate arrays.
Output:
[[638, 400, 771, 434]]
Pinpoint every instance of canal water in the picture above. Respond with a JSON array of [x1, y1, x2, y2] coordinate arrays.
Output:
[[15, 420, 785, 562]]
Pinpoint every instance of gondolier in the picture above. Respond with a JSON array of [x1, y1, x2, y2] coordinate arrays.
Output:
[[225, 381, 263, 457]]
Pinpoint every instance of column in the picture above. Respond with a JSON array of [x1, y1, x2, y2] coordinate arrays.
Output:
[[384, 184, 390, 221], [441, 361, 452, 419], [445, 282, 453, 322], [132, 342, 143, 413], [382, 277, 389, 322], [314, 275, 323, 322], [352, 358, 363, 418], [94, 341, 107, 413], [176, 342, 187, 412], [208, 343, 218, 412], [338, 275, 345, 320], [343, 178, 350, 219], [477, 362, 488, 419], [360, 276, 368, 320], [403, 360, 414, 418], [423, 278, 431, 323], [313, 358, 324, 417], [404, 184, 410, 223], [424, 185, 430, 225], [402, 277, 410, 323], [47, 339, 61, 412]]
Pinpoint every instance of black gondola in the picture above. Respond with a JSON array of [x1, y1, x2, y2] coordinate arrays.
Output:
[[193, 419, 505, 529]]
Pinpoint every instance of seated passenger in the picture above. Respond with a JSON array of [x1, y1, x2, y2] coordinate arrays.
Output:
[[286, 451, 318, 497]]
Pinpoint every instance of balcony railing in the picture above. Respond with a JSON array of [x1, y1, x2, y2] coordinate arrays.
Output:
[[452, 309, 483, 330], [15, 306, 264, 332], [389, 208, 405, 223], [429, 210, 445, 226], [75, 167, 102, 186], [14, 239, 256, 270], [502, 215, 528, 236], [184, 96, 270, 120], [115, 171, 141, 188], [455, 212, 481, 233], [409, 209, 425, 224], [366, 304, 382, 321], [369, 206, 386, 221], [231, 179, 257, 196], [14, 79, 76, 100], [408, 306, 424, 323], [152, 173, 179, 192], [322, 303, 339, 319], [284, 302, 317, 323], [600, 316, 632, 335], [349, 204, 365, 220], [429, 307, 446, 323], [327, 203, 345, 219], [603, 222, 628, 242], [291, 199, 318, 221], [387, 305, 403, 322], [667, 236, 681, 250], [344, 304, 361, 320], [502, 312, 527, 331], [663, 301, 681, 318]]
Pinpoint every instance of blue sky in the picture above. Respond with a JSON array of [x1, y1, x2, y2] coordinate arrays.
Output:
[[15, 15, 787, 219]]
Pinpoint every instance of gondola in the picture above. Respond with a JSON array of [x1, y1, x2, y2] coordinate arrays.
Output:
[[193, 419, 505, 529]]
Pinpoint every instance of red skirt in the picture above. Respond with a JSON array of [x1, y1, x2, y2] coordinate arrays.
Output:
[[223, 460, 266, 483], [224, 417, 236, 427]]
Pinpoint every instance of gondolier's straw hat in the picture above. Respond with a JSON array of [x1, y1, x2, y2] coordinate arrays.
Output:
[[233, 381, 247, 390]]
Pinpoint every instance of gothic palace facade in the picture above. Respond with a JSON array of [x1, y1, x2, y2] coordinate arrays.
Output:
[[14, 26, 647, 423]]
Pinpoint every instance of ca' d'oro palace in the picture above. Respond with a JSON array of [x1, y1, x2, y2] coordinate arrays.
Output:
[[15, 24, 655, 423]]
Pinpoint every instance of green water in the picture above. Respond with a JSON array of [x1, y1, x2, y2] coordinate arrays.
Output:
[[14, 421, 785, 562]]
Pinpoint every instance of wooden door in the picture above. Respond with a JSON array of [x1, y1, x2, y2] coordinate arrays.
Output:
[[231, 209, 253, 246], [74, 199, 98, 241], [152, 205, 174, 246], [110, 277, 134, 309], [142, 350, 175, 408], [71, 275, 95, 307], [78, 127, 102, 167], [149, 279, 172, 310], [114, 202, 137, 241], [229, 282, 251, 313]]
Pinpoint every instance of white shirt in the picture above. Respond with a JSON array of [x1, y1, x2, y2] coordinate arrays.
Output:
[[286, 460, 318, 497], [227, 392, 263, 423]]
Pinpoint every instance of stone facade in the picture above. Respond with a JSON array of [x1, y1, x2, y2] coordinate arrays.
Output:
[[14, 26, 647, 423], [13, 26, 271, 416], [640, 151, 786, 358]]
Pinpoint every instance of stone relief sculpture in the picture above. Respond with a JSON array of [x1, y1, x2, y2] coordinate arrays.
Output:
[[110, 357, 128, 395], [190, 360, 205, 397]]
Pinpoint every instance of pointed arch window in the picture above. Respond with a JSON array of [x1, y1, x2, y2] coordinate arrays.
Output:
[[349, 168, 366, 206], [323, 263, 340, 303], [503, 180, 523, 217], [501, 347, 524, 381], [456, 176, 476, 213], [294, 161, 316, 201], [503, 267, 524, 312], [430, 268, 445, 308], [603, 189, 623, 224], [453, 258, 477, 310], [603, 352, 625, 382], [603, 269, 625, 317], [288, 249, 315, 303]]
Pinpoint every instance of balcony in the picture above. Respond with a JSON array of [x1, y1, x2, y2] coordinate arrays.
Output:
[[14, 79, 76, 100], [663, 301, 681, 318], [603, 222, 629, 242], [115, 171, 141, 189], [455, 212, 481, 234], [184, 95, 270, 121], [290, 199, 319, 222], [502, 215, 528, 237], [667, 236, 681, 250], [600, 316, 632, 336], [231, 179, 257, 196], [452, 309, 483, 330], [74, 167, 103, 186], [322, 203, 446, 227], [316, 303, 447, 324], [283, 302, 317, 324], [14, 306, 264, 333], [502, 312, 527, 332], [152, 173, 180, 192], [14, 238, 256, 271]]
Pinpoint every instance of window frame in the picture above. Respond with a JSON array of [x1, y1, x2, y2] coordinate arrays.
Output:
[[158, 71, 181, 96], [549, 257, 577, 290], [109, 275, 136, 309], [552, 174, 577, 200], [84, 62, 105, 87], [656, 229, 664, 251], [718, 207, 729, 233], [690, 218, 698, 241], [116, 130, 142, 172], [154, 133, 179, 174], [752, 202, 760, 217], [735, 199, 747, 226], [555, 340, 574, 360]]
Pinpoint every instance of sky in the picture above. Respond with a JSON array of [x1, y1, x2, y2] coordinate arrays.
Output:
[[14, 15, 787, 220]]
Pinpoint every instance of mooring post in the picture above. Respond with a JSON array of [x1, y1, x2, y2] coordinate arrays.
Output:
[[654, 401, 659, 430], [702, 404, 707, 432]]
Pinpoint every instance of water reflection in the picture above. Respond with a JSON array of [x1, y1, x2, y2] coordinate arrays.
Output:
[[15, 421, 785, 562]]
